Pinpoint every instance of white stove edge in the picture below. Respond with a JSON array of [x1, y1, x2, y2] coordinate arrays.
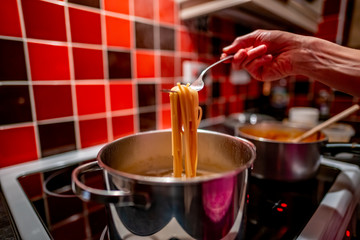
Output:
[[1, 147, 359, 240], [298, 157, 360, 240]]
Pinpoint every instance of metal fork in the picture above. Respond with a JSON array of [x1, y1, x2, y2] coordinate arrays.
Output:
[[161, 55, 234, 93], [190, 55, 234, 91]]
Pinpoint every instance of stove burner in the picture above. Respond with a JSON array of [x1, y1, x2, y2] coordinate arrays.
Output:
[[17, 162, 108, 239], [43, 169, 76, 198]]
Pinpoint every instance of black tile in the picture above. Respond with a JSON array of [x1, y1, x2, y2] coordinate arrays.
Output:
[[68, 0, 100, 8], [197, 34, 210, 55], [294, 81, 310, 94], [0, 39, 27, 80], [137, 84, 156, 107], [323, 0, 340, 16], [211, 37, 222, 56], [234, 24, 252, 36], [244, 98, 260, 112], [159, 26, 175, 51], [334, 90, 353, 98], [139, 111, 156, 132], [38, 121, 76, 157], [107, 51, 132, 79], [135, 22, 154, 49], [212, 81, 221, 98], [0, 85, 32, 125], [200, 104, 207, 119]]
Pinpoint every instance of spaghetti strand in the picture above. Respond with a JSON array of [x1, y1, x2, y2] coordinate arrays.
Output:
[[170, 83, 202, 178]]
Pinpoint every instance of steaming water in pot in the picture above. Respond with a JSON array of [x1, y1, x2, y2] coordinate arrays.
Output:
[[121, 159, 238, 178]]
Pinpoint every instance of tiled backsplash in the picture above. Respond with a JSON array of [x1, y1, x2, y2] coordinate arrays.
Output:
[[0, 0, 243, 168], [0, 0, 357, 168]]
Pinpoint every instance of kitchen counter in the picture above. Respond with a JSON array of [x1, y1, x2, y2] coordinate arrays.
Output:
[[0, 189, 18, 239]]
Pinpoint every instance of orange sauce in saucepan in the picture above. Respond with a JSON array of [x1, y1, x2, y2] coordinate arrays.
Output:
[[240, 126, 326, 143]]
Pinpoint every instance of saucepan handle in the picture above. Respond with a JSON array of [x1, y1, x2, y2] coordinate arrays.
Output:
[[72, 161, 150, 208], [322, 143, 360, 156]]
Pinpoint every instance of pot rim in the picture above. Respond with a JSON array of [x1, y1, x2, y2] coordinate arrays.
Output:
[[97, 129, 256, 185]]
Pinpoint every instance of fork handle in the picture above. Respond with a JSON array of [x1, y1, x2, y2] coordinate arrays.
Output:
[[202, 55, 234, 76]]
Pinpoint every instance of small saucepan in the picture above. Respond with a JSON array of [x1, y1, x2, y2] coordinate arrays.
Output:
[[236, 122, 360, 181]]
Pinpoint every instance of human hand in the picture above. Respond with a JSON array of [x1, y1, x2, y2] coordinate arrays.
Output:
[[222, 30, 304, 81]]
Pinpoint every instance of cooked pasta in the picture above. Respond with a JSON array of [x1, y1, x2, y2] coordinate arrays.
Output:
[[170, 83, 202, 178]]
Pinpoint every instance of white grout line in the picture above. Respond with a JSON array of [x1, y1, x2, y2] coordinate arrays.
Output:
[[64, 1, 81, 150], [154, 0, 161, 129], [129, 0, 140, 133], [100, 0, 114, 142], [15, 0, 42, 159], [0, 122, 34, 131]]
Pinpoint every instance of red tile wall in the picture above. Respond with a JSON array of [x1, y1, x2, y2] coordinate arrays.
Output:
[[28, 42, 71, 80], [0, 0, 22, 37], [73, 47, 104, 80], [33, 85, 73, 120], [0, 126, 38, 168], [0, 0, 353, 168], [22, 0, 67, 41]]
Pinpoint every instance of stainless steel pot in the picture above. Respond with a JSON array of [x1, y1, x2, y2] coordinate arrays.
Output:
[[236, 122, 360, 181], [72, 129, 256, 240]]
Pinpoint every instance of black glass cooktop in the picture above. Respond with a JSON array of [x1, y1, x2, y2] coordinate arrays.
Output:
[[16, 159, 340, 240], [244, 166, 339, 239], [17, 160, 107, 240]]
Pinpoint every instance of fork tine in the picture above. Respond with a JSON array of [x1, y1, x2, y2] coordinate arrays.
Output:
[[190, 55, 234, 91]]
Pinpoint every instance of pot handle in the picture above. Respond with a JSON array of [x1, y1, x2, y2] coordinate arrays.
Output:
[[72, 161, 150, 208], [322, 143, 360, 156]]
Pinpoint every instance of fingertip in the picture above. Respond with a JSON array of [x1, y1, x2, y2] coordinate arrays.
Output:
[[234, 49, 247, 60], [260, 44, 267, 51], [231, 50, 247, 69], [263, 54, 273, 62], [247, 44, 267, 56], [222, 45, 232, 52]]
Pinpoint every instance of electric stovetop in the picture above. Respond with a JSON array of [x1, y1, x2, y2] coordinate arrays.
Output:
[[1, 130, 360, 239]]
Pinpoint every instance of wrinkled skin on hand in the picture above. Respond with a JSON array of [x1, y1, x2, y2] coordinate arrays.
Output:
[[222, 30, 303, 81], [222, 30, 360, 97]]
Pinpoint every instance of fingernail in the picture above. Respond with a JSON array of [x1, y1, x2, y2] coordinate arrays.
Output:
[[264, 54, 272, 61]]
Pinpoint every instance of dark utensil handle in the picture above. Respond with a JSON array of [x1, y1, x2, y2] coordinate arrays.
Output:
[[322, 143, 360, 156]]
